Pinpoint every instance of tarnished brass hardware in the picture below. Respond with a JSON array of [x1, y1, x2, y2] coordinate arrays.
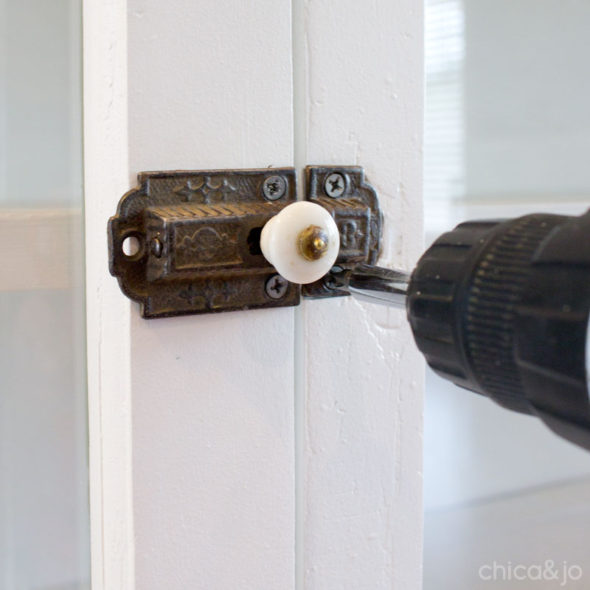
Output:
[[108, 168, 299, 318], [302, 166, 382, 300], [108, 166, 382, 317], [298, 225, 329, 261]]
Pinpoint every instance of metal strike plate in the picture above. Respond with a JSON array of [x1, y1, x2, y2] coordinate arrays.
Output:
[[108, 166, 382, 318], [302, 166, 382, 299]]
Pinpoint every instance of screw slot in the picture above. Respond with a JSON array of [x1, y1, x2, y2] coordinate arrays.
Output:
[[262, 175, 287, 201], [265, 274, 289, 299], [324, 172, 346, 198]]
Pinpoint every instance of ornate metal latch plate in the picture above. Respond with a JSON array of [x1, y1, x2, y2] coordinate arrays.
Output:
[[108, 166, 382, 318]]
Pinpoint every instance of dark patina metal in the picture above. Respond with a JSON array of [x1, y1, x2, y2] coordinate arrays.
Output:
[[302, 166, 383, 300], [108, 166, 382, 318]]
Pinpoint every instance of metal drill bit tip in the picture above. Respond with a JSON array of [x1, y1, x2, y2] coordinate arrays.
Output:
[[327, 264, 410, 309]]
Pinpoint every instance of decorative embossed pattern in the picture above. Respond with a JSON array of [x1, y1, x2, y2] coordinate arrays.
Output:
[[173, 176, 239, 203], [174, 223, 241, 269], [302, 166, 382, 299], [108, 168, 299, 318], [108, 167, 381, 317]]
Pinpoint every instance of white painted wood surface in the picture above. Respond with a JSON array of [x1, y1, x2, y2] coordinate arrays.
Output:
[[84, 1, 134, 588], [126, 1, 295, 589], [84, 0, 424, 588], [296, 1, 424, 588]]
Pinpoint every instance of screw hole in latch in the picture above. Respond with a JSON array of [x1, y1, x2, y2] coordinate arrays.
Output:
[[121, 233, 143, 259]]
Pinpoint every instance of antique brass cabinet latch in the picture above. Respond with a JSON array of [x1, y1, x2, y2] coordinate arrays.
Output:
[[108, 166, 382, 318]]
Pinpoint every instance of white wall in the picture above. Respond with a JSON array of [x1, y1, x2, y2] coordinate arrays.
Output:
[[424, 0, 590, 515], [1, 0, 82, 207], [464, 0, 590, 200], [424, 5, 590, 587]]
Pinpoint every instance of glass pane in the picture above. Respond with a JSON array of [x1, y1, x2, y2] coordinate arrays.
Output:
[[424, 0, 590, 588], [0, 1, 89, 588]]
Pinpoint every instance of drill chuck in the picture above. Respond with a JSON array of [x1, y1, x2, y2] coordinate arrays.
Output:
[[407, 209, 590, 450]]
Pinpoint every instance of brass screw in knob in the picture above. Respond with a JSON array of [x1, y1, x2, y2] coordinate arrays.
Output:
[[298, 225, 329, 261], [259, 201, 340, 284]]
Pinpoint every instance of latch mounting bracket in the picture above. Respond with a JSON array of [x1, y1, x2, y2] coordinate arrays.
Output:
[[108, 166, 381, 318]]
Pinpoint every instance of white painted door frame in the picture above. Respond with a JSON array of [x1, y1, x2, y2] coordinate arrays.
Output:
[[84, 1, 424, 588]]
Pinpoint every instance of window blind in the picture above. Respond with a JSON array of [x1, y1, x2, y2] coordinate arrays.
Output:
[[424, 0, 465, 230]]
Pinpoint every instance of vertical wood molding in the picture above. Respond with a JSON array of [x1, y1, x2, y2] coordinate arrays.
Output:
[[126, 1, 296, 588], [85, 1, 423, 586], [83, 0, 135, 588], [298, 1, 424, 587]]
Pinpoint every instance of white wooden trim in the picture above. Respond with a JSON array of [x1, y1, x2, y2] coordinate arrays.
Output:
[[84, 1, 424, 586], [83, 1, 135, 588], [299, 1, 424, 587], [125, 0, 296, 588]]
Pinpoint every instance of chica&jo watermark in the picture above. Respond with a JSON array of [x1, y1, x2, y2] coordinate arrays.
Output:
[[478, 560, 582, 586]]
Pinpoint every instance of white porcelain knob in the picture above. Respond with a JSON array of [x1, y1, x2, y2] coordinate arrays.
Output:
[[260, 201, 340, 284]]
